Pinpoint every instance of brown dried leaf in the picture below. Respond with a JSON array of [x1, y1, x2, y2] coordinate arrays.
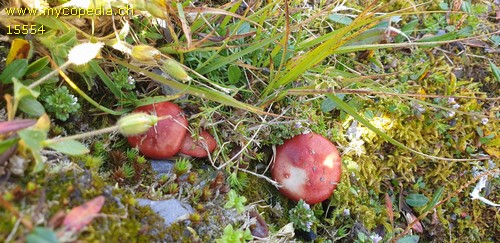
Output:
[[385, 193, 394, 227], [62, 196, 105, 231], [249, 210, 269, 238], [403, 211, 424, 233], [0, 119, 36, 134], [48, 210, 66, 229]]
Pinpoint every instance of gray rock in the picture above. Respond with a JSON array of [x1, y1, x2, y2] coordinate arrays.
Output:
[[137, 198, 194, 227], [150, 160, 175, 178]]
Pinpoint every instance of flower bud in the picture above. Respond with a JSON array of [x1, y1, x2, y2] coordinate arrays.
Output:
[[117, 112, 158, 136], [160, 59, 190, 82], [131, 45, 161, 63]]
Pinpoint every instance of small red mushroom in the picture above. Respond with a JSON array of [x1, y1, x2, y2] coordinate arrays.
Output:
[[127, 101, 188, 159], [271, 133, 342, 205], [179, 130, 217, 158]]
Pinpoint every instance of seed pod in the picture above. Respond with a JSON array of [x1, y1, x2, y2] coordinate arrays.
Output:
[[117, 112, 158, 136], [131, 45, 160, 63], [160, 59, 190, 82]]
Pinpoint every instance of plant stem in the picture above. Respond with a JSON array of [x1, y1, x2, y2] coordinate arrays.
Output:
[[28, 62, 71, 89], [57, 64, 124, 115], [45, 125, 119, 145]]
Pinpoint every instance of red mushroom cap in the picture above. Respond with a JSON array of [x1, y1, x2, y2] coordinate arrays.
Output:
[[180, 130, 217, 158], [127, 101, 188, 159], [271, 133, 342, 205]]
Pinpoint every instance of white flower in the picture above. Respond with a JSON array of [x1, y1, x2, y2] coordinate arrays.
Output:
[[68, 42, 104, 65], [413, 103, 426, 113], [302, 202, 310, 210], [70, 95, 78, 105], [346, 120, 361, 140], [452, 104, 460, 109], [128, 76, 136, 85], [481, 118, 488, 125], [346, 139, 365, 156], [305, 221, 313, 229], [370, 233, 383, 243]]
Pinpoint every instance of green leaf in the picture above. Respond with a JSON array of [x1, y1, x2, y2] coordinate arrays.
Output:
[[26, 227, 60, 243], [438, 2, 449, 10], [18, 129, 46, 151], [34, 16, 68, 31], [345, 28, 388, 46], [329, 14, 353, 25], [395, 19, 419, 43], [321, 94, 344, 112], [397, 235, 420, 243], [321, 97, 336, 112], [0, 59, 29, 84], [237, 22, 251, 34], [57, 30, 77, 46], [489, 61, 500, 82], [406, 194, 429, 207], [18, 96, 46, 117], [479, 134, 495, 145], [417, 26, 472, 48], [423, 187, 444, 212], [0, 137, 19, 154], [144, 31, 164, 40], [46, 139, 89, 155], [227, 65, 241, 84], [196, 34, 283, 74], [13, 78, 40, 100], [89, 60, 124, 98], [26, 56, 50, 76]]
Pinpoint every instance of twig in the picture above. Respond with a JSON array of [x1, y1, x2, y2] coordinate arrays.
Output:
[[0, 196, 33, 231]]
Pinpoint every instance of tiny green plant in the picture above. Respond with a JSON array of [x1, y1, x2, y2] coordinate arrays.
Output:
[[173, 157, 192, 176], [224, 190, 247, 214], [215, 224, 252, 243], [122, 164, 135, 179], [125, 148, 139, 160], [110, 67, 136, 91], [289, 199, 317, 233], [84, 155, 103, 170], [228, 172, 248, 191], [43, 86, 80, 121]]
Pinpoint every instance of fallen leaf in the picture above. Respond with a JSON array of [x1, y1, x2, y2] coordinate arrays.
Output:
[[249, 210, 269, 238], [483, 146, 500, 158], [385, 193, 394, 227], [62, 196, 105, 231], [6, 38, 30, 65], [403, 211, 424, 233], [48, 210, 66, 229]]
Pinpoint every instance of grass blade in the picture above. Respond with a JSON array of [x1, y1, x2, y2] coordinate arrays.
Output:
[[195, 34, 283, 75], [112, 58, 279, 116]]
